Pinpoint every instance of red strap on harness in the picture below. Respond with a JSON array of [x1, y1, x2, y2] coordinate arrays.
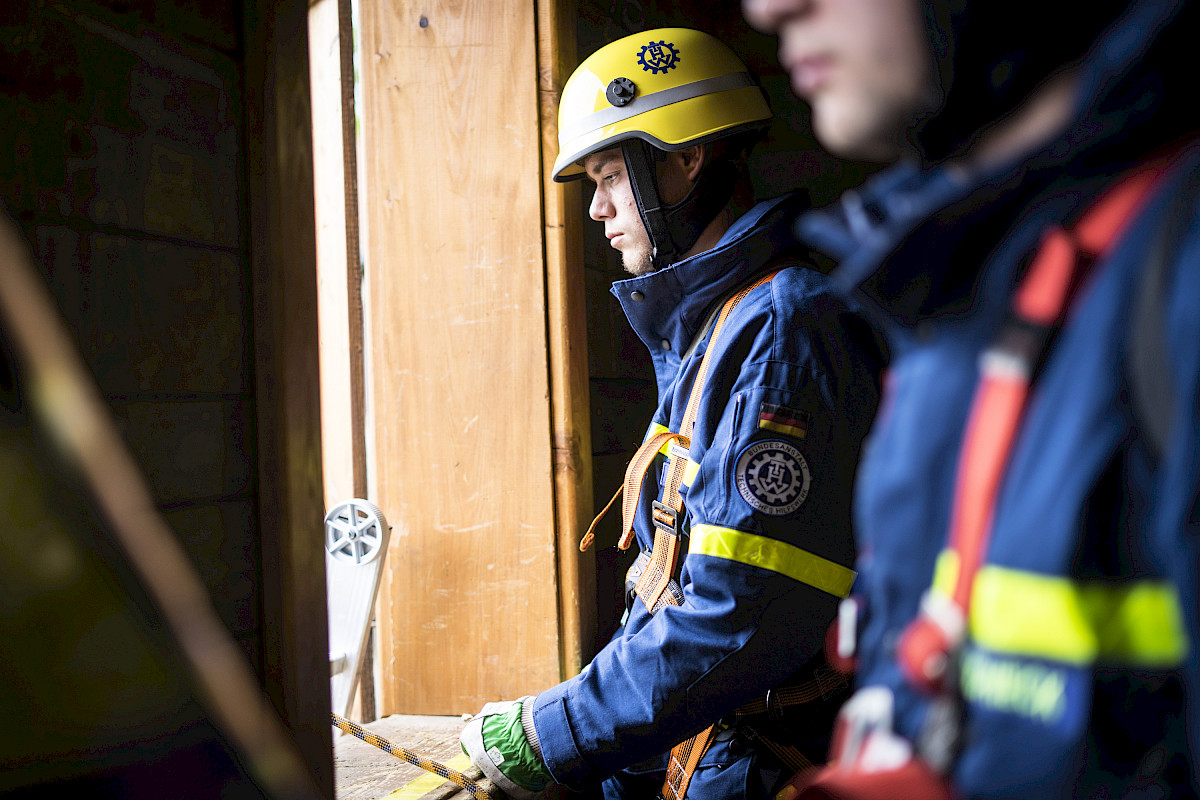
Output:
[[898, 162, 1168, 693]]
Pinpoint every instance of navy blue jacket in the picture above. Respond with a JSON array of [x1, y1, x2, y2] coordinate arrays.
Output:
[[797, 2, 1200, 795], [529, 192, 886, 796]]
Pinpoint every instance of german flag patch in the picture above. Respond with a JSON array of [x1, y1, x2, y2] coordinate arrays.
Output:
[[758, 403, 809, 440]]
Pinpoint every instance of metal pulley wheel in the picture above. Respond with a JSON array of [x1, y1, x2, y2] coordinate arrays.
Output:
[[324, 498, 388, 565]]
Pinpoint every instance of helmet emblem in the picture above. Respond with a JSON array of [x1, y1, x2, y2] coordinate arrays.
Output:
[[637, 40, 680, 74], [606, 77, 637, 107]]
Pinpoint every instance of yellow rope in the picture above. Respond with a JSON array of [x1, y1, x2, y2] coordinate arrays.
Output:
[[331, 712, 499, 799]]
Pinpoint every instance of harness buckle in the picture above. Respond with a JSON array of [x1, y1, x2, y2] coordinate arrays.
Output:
[[652, 500, 680, 536]]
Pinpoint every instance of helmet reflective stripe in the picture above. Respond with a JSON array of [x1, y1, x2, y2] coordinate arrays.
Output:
[[558, 72, 758, 154]]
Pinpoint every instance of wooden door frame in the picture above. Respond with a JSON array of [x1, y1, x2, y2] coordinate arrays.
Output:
[[245, 0, 334, 794], [537, 0, 596, 679], [239, 0, 593, 777]]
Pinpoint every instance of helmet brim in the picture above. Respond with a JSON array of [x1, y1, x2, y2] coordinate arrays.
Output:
[[551, 85, 772, 182]]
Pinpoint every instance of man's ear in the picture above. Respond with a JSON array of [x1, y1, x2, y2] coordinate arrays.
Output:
[[678, 144, 707, 181]]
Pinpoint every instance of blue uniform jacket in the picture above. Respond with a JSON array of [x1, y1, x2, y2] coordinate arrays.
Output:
[[796, 2, 1200, 795], [529, 192, 886, 795]]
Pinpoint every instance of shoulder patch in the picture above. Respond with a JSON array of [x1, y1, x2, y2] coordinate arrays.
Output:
[[735, 439, 811, 516]]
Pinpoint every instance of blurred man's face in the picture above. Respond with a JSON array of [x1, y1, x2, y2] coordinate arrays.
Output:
[[744, 0, 934, 161]]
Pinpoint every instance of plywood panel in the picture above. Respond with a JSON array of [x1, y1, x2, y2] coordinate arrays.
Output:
[[360, 0, 559, 714]]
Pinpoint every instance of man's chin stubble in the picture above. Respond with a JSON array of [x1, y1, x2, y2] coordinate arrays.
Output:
[[623, 252, 655, 276]]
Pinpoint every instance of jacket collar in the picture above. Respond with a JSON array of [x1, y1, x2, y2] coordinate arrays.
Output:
[[610, 191, 810, 357]]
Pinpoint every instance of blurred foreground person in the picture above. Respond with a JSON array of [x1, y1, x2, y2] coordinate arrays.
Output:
[[745, 0, 1200, 797], [458, 27, 886, 800]]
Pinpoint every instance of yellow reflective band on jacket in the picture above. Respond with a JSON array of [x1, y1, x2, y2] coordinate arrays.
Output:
[[682, 459, 699, 488], [645, 425, 700, 486], [930, 549, 961, 598], [647, 423, 673, 457], [931, 550, 1188, 667], [689, 525, 855, 597]]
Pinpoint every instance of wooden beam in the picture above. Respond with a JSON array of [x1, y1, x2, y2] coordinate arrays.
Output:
[[245, 0, 334, 792], [536, 0, 595, 678], [308, 0, 357, 510]]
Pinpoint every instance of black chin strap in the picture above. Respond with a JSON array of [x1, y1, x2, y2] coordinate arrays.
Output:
[[623, 140, 679, 269], [622, 140, 738, 271]]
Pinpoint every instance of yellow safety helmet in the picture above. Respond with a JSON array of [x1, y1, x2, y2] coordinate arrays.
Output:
[[551, 28, 773, 182]]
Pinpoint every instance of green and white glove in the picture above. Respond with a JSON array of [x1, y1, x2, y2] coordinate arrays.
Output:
[[459, 696, 552, 800]]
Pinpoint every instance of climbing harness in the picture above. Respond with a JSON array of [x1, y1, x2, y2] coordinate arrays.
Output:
[[331, 712, 499, 800], [650, 272, 779, 800]]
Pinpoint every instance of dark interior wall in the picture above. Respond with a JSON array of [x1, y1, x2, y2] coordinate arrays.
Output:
[[574, 1, 880, 649], [0, 2, 259, 665], [0, 1, 336, 794], [0, 4, 316, 794]]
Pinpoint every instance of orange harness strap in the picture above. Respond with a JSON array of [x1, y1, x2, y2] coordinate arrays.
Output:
[[897, 161, 1170, 693], [742, 726, 815, 775], [579, 271, 778, 562], [654, 271, 778, 800], [734, 665, 851, 715], [633, 271, 778, 616]]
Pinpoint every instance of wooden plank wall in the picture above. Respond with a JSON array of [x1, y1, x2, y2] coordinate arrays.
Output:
[[359, 0, 563, 714], [0, 0, 260, 666]]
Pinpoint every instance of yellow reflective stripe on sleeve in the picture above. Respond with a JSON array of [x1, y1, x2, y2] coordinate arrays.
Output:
[[689, 524, 855, 597], [968, 566, 1188, 668], [682, 459, 699, 488]]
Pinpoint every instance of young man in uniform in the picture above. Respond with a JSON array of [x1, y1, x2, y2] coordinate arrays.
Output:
[[744, 0, 1200, 797], [458, 27, 887, 800]]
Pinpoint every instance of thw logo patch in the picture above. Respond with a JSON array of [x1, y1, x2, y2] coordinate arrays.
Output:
[[735, 439, 810, 516]]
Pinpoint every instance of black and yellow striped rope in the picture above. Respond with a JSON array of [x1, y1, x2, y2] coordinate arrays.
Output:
[[331, 712, 499, 799]]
